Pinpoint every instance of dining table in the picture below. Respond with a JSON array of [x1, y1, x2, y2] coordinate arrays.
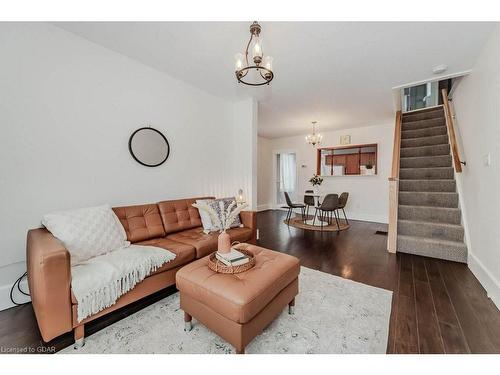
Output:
[[303, 193, 327, 227]]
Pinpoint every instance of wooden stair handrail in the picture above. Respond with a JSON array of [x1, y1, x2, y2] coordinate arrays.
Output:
[[441, 89, 463, 173], [389, 110, 403, 180], [387, 110, 402, 253]]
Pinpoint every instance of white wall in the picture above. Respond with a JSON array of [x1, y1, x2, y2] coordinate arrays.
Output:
[[0, 23, 256, 310], [451, 24, 500, 308], [257, 123, 393, 223], [231, 99, 258, 210], [257, 136, 273, 211]]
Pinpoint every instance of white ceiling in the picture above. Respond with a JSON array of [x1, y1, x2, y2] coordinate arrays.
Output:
[[55, 22, 495, 138]]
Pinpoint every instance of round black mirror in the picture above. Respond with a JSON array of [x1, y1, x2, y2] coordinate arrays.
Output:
[[128, 127, 170, 167]]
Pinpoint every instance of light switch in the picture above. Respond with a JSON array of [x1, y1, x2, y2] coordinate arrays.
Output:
[[483, 153, 491, 167]]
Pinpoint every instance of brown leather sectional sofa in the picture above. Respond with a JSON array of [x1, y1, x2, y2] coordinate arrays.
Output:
[[26, 197, 257, 344]]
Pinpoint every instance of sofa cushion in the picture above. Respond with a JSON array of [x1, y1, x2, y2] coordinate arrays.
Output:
[[166, 226, 253, 259], [137, 238, 196, 274], [226, 227, 253, 244], [158, 197, 214, 234], [176, 244, 300, 324], [112, 204, 165, 243]]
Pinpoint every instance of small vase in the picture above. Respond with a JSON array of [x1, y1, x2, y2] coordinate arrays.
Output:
[[218, 231, 231, 254]]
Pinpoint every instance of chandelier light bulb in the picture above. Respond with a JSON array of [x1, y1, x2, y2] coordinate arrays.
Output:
[[253, 40, 261, 56], [234, 53, 244, 71], [263, 56, 273, 71], [263, 56, 273, 80], [252, 37, 263, 64]]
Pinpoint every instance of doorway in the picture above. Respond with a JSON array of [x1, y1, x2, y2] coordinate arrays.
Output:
[[275, 151, 298, 206], [402, 81, 439, 112]]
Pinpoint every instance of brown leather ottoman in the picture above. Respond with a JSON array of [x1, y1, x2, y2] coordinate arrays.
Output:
[[175, 243, 300, 354]]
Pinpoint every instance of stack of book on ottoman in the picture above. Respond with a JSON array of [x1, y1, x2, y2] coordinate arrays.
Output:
[[216, 248, 250, 266]]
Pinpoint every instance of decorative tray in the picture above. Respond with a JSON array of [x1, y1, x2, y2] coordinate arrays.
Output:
[[208, 248, 255, 274]]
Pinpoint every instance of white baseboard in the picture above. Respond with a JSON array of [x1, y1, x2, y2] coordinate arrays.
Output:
[[263, 206, 388, 224], [468, 252, 500, 310], [346, 213, 388, 224], [257, 204, 273, 211], [0, 279, 30, 311], [0, 261, 30, 311]]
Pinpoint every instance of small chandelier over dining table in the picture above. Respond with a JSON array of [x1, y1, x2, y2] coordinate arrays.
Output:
[[234, 21, 274, 86], [305, 121, 323, 146]]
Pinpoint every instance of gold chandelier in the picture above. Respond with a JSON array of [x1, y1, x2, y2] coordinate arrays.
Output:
[[305, 121, 323, 146], [234, 21, 274, 86]]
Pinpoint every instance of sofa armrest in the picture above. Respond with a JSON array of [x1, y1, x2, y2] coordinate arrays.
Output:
[[239, 211, 257, 243], [27, 228, 73, 342]]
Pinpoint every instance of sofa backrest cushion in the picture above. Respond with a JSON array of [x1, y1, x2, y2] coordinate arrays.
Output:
[[158, 197, 215, 234], [112, 204, 166, 243]]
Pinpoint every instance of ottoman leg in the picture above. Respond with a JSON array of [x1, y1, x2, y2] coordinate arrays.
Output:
[[74, 325, 85, 349], [235, 347, 245, 354], [184, 311, 192, 332], [288, 298, 295, 315]]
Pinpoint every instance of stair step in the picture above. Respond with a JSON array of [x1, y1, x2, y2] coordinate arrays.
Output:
[[399, 191, 459, 208], [403, 107, 444, 122], [401, 134, 449, 148], [402, 117, 446, 131], [397, 234, 467, 263], [400, 144, 450, 158], [400, 155, 452, 169], [399, 167, 454, 180], [401, 125, 447, 139], [398, 204, 461, 224], [399, 179, 456, 192], [398, 219, 464, 242]]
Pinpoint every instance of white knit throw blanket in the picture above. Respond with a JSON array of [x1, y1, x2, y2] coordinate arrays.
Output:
[[71, 245, 176, 322]]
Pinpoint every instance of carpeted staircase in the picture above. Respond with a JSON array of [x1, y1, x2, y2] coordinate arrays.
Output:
[[397, 106, 467, 263]]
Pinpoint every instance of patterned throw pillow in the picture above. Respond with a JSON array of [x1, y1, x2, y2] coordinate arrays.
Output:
[[42, 204, 130, 266], [208, 197, 242, 230], [196, 198, 215, 232]]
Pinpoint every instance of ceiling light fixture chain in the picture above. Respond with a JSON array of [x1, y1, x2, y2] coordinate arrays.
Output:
[[234, 21, 274, 86]]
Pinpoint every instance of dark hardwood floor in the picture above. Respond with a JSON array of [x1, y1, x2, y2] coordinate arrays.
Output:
[[257, 210, 500, 354], [0, 209, 499, 354]]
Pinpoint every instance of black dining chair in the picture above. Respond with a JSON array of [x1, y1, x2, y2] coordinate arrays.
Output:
[[337, 192, 349, 224], [317, 193, 340, 231], [283, 192, 306, 225], [304, 190, 316, 222]]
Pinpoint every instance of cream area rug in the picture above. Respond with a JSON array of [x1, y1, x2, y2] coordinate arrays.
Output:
[[60, 267, 392, 354]]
